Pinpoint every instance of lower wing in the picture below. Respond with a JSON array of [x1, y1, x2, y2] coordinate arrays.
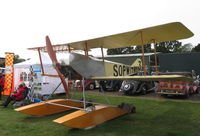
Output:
[[91, 75, 194, 81]]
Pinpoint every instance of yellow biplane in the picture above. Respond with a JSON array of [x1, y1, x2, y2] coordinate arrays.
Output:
[[15, 22, 194, 129]]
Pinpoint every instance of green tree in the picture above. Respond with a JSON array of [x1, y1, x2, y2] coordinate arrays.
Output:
[[107, 44, 152, 55], [133, 44, 152, 53], [107, 40, 183, 55], [107, 48, 128, 55], [177, 43, 193, 53], [14, 54, 25, 64], [191, 43, 200, 52], [155, 40, 182, 53], [0, 54, 25, 67]]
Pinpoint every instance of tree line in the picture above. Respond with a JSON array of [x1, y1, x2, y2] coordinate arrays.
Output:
[[107, 41, 200, 55]]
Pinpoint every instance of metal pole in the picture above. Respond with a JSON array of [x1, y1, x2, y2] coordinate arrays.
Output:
[[82, 77, 86, 109], [44, 101, 83, 110]]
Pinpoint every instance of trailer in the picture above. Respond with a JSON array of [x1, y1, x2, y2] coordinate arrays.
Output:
[[156, 72, 200, 97]]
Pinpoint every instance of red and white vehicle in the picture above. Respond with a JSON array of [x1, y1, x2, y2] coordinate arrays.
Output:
[[75, 80, 97, 90], [156, 72, 200, 97]]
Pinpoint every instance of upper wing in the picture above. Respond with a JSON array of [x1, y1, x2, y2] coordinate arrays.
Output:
[[28, 22, 194, 51], [91, 75, 194, 81]]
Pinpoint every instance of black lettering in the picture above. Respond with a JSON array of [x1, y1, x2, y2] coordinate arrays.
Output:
[[118, 65, 122, 76], [123, 65, 126, 76], [113, 65, 118, 76], [126, 67, 130, 75]]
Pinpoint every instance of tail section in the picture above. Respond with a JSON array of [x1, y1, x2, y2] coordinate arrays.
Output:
[[131, 58, 142, 68], [68, 53, 143, 78]]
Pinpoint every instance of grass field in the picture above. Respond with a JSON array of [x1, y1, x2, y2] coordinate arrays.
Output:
[[0, 93, 200, 136]]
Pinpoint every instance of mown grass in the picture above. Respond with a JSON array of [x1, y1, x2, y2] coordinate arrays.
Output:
[[0, 92, 200, 136]]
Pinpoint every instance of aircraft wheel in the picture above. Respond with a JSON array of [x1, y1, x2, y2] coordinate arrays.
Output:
[[123, 83, 133, 91], [88, 83, 95, 90]]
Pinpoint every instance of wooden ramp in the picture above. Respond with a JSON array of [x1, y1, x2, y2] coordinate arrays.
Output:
[[15, 99, 83, 116], [53, 105, 127, 129]]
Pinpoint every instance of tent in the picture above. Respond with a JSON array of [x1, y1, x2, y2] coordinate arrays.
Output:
[[14, 53, 66, 95]]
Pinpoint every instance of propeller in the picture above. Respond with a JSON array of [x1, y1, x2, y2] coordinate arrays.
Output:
[[45, 36, 70, 98]]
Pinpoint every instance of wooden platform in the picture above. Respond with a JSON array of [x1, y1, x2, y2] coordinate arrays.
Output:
[[15, 99, 83, 116], [53, 105, 127, 129]]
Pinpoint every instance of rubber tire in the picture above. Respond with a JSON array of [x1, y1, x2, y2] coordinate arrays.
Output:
[[123, 82, 133, 95], [88, 83, 95, 90]]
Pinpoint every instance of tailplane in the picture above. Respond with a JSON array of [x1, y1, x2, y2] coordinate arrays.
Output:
[[131, 58, 142, 68]]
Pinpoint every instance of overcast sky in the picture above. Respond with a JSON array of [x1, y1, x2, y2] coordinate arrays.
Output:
[[0, 0, 199, 59]]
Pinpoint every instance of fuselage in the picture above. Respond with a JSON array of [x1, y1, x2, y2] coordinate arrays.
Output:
[[59, 52, 142, 79]]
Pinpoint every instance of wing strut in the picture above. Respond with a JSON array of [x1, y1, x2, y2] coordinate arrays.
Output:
[[45, 36, 70, 98], [101, 46, 105, 62], [140, 31, 147, 75], [37, 48, 45, 75], [152, 39, 159, 75]]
